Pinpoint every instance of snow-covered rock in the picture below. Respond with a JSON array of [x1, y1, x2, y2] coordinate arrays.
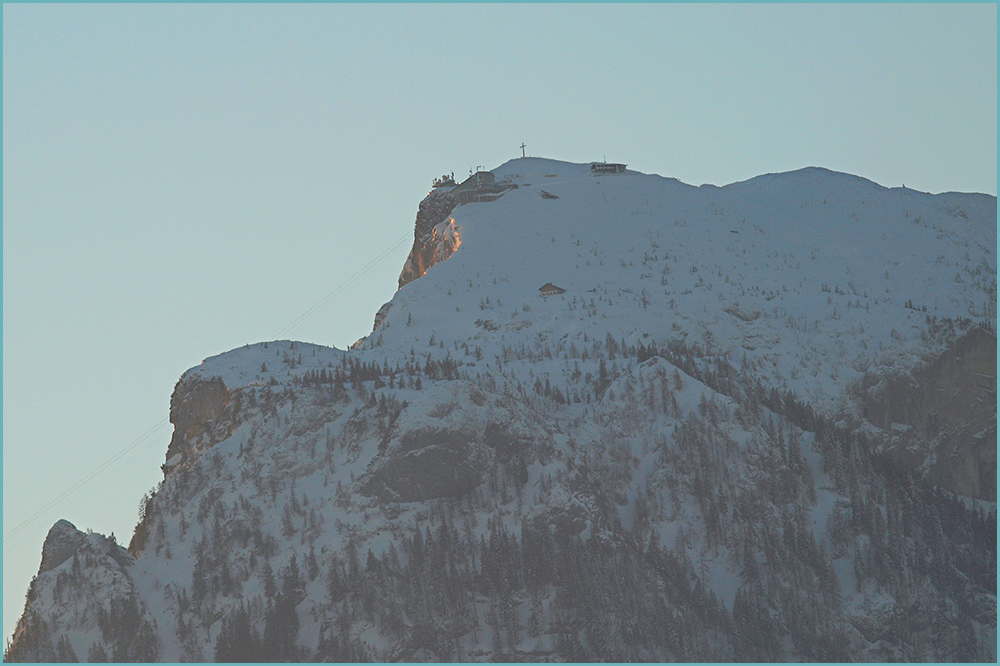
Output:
[[38, 520, 89, 575], [7, 158, 996, 662]]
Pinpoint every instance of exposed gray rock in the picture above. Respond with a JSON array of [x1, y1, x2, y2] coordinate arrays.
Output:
[[372, 300, 392, 331], [362, 428, 487, 502], [163, 375, 237, 476], [859, 326, 997, 500], [38, 520, 87, 575]]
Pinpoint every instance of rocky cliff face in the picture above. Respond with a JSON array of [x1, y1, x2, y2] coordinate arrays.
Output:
[[7, 160, 996, 663], [371, 187, 460, 334], [162, 375, 237, 476], [858, 325, 997, 500], [360, 381, 491, 503], [396, 188, 459, 290], [7, 521, 155, 663], [37, 521, 91, 575]]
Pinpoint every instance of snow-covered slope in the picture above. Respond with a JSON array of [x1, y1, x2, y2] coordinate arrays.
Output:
[[7, 158, 996, 662], [387, 159, 993, 412]]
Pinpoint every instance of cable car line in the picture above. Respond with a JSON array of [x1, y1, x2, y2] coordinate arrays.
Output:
[[4, 230, 414, 556]]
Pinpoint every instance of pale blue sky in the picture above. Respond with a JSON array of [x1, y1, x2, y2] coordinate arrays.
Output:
[[3, 2, 996, 642]]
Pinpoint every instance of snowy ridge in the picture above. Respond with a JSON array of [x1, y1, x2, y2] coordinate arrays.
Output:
[[6, 158, 996, 662], [372, 158, 994, 413], [189, 341, 346, 391]]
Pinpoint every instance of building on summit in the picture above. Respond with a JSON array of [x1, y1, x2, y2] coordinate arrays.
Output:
[[590, 162, 627, 175], [450, 170, 518, 204]]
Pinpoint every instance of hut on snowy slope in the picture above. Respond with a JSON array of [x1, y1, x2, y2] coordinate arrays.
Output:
[[538, 283, 566, 296], [450, 170, 517, 204], [590, 162, 627, 175]]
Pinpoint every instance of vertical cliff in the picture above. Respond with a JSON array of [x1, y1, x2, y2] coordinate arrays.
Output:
[[859, 325, 997, 500], [397, 188, 459, 289], [6, 160, 995, 663]]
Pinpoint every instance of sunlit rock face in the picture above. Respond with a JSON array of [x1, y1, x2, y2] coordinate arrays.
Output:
[[397, 188, 459, 289], [376, 187, 460, 332], [7, 159, 996, 663]]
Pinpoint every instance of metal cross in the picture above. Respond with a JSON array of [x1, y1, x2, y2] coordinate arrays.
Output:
[[520, 143, 526, 158]]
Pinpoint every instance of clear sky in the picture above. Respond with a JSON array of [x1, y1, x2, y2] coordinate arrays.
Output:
[[3, 2, 996, 644]]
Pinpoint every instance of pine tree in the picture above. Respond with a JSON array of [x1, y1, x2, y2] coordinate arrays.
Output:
[[55, 635, 78, 663], [87, 641, 110, 663], [214, 606, 260, 662], [262, 562, 277, 600], [262, 594, 299, 661]]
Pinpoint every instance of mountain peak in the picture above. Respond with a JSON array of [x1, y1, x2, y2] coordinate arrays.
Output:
[[38, 520, 86, 575], [8, 159, 996, 663]]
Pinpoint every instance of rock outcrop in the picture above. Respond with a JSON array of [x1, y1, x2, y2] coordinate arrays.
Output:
[[37, 520, 89, 575], [859, 326, 997, 500], [362, 427, 488, 502], [397, 188, 459, 289], [7, 161, 995, 663], [162, 375, 237, 476], [8, 521, 145, 663], [362, 381, 491, 502]]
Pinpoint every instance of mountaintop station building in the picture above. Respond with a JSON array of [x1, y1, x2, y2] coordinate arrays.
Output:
[[450, 170, 517, 204], [591, 162, 627, 174]]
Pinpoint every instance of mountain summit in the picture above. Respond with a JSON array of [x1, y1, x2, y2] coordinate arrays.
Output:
[[7, 158, 996, 662]]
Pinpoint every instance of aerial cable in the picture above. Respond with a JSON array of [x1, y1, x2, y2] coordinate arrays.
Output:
[[273, 230, 411, 339], [4, 231, 414, 556], [2, 418, 171, 554], [273, 230, 412, 340], [2, 426, 169, 557]]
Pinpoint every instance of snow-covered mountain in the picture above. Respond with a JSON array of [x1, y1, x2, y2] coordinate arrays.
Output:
[[6, 158, 996, 662]]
